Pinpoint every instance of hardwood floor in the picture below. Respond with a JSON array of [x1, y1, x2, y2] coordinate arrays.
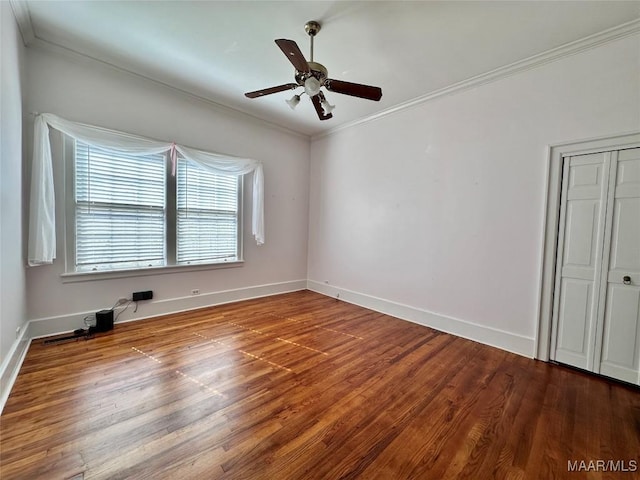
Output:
[[1, 290, 638, 479]]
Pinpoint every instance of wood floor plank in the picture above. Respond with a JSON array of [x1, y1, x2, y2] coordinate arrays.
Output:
[[1, 291, 638, 479], [359, 342, 502, 479]]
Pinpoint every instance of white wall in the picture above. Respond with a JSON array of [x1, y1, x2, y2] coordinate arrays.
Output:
[[24, 47, 310, 332], [308, 34, 640, 356], [1, 2, 28, 395]]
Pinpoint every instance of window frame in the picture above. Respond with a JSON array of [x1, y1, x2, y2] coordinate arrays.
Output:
[[62, 135, 244, 283], [174, 156, 243, 266]]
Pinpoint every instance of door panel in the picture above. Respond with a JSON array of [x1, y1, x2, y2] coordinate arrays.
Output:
[[617, 151, 640, 183], [562, 201, 598, 268], [599, 285, 640, 383], [553, 152, 609, 370], [556, 279, 591, 365], [608, 198, 640, 272], [598, 148, 640, 384]]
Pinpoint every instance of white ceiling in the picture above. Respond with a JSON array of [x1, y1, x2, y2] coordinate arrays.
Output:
[[14, 1, 640, 136]]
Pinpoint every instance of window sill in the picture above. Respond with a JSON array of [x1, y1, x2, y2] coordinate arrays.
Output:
[[60, 260, 244, 283]]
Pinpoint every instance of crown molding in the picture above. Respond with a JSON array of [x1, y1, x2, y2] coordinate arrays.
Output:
[[12, 2, 639, 143], [9, 0, 307, 139], [30, 36, 310, 140], [17, 17, 310, 140], [312, 17, 640, 142], [10, 0, 314, 139], [9, 0, 35, 45]]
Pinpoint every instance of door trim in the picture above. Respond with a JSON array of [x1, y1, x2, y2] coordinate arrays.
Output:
[[535, 131, 640, 361]]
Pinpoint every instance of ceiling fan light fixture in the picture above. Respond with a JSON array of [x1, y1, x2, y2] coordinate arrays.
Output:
[[304, 77, 321, 97], [286, 94, 301, 109], [321, 97, 335, 114]]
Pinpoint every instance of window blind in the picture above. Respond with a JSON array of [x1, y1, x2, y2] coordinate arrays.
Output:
[[177, 158, 238, 265], [75, 142, 166, 271]]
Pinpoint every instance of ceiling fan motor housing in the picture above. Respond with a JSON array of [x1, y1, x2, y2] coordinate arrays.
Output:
[[295, 61, 328, 87]]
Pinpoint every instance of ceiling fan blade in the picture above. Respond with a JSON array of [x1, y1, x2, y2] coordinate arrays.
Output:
[[311, 94, 332, 121], [245, 83, 299, 99], [275, 39, 310, 73], [325, 79, 382, 101]]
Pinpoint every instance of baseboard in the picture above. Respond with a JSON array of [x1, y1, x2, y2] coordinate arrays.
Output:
[[307, 280, 535, 358], [0, 324, 31, 414], [28, 279, 308, 339]]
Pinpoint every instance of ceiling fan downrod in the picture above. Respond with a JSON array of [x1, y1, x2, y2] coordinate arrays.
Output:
[[304, 21, 321, 62]]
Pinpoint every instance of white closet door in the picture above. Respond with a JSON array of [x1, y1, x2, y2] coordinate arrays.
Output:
[[598, 148, 640, 384], [552, 152, 611, 370]]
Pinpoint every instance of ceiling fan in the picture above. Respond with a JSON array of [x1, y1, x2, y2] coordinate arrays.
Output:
[[245, 21, 382, 121]]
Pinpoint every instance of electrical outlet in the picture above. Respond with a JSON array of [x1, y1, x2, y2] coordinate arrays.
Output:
[[191, 289, 200, 295], [132, 290, 153, 301]]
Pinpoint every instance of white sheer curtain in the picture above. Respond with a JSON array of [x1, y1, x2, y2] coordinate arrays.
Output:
[[28, 113, 265, 266]]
